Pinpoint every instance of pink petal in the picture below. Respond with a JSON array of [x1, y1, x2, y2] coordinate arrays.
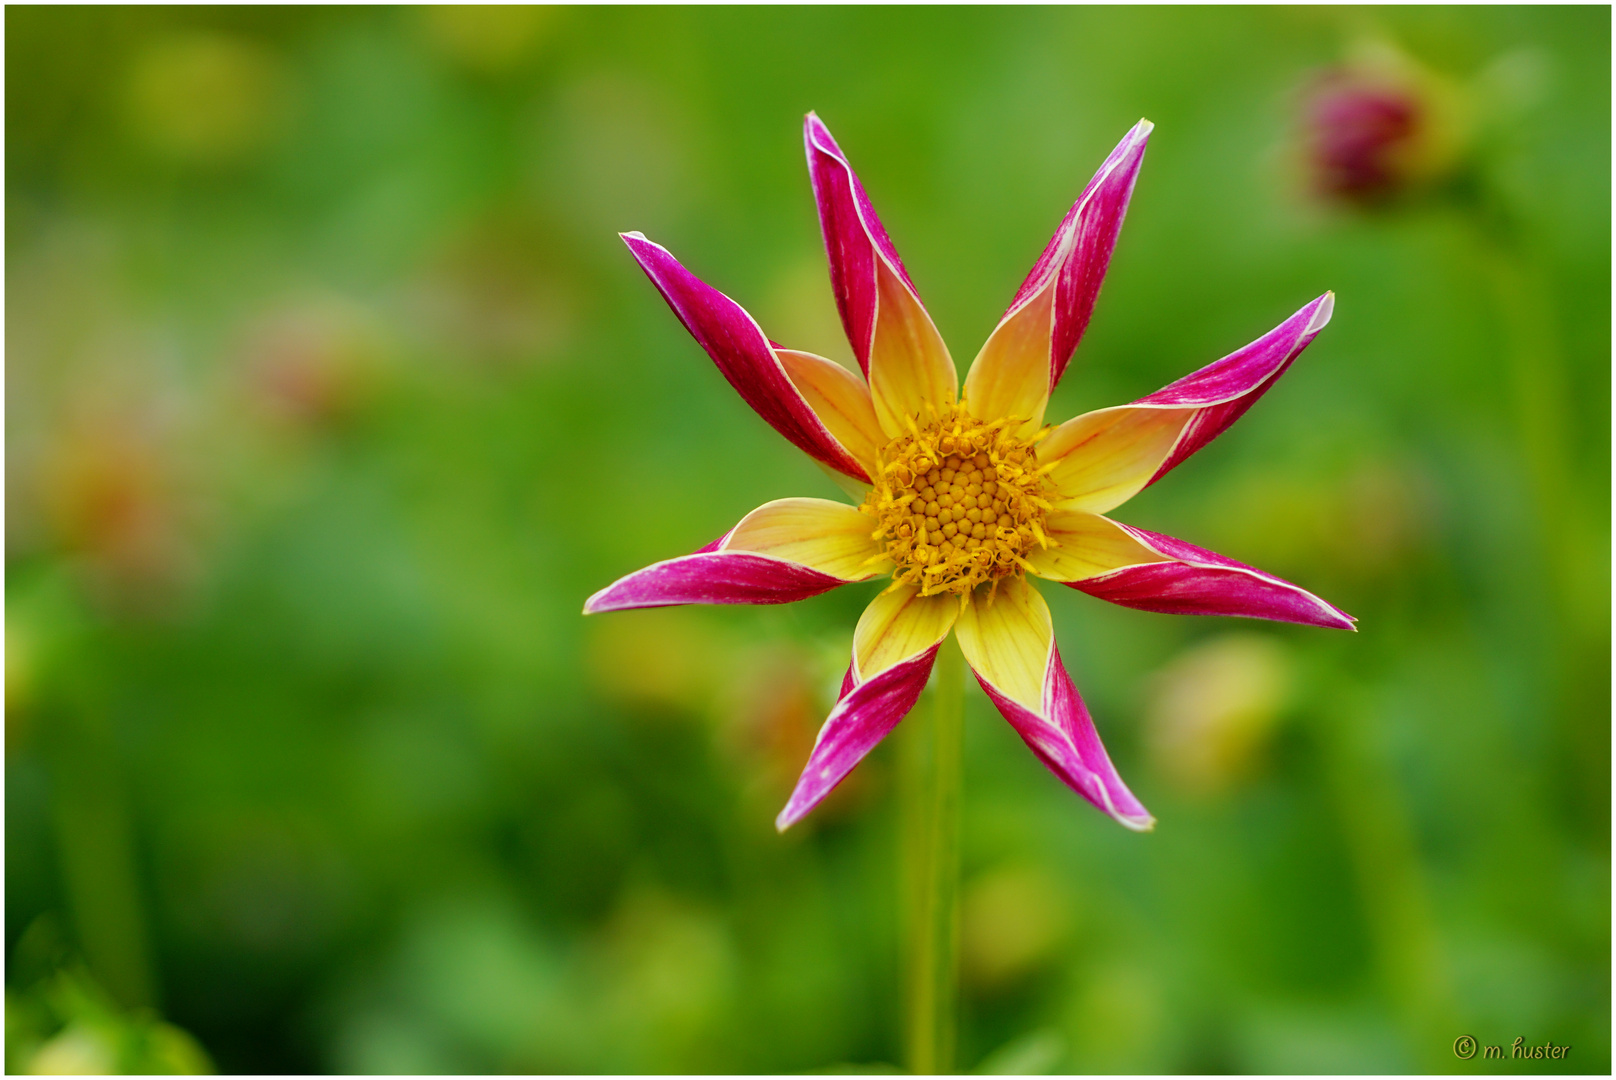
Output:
[[975, 644, 1154, 831], [584, 550, 851, 613], [1005, 119, 1153, 392], [1136, 292, 1334, 486], [585, 498, 886, 614], [803, 112, 922, 376], [776, 644, 939, 831], [621, 231, 871, 483], [1068, 522, 1357, 630]]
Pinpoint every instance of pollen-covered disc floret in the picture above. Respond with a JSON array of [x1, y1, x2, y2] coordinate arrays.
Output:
[[861, 406, 1057, 597]]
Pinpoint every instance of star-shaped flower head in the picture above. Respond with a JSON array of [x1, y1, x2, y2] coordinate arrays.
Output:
[[587, 114, 1352, 833]]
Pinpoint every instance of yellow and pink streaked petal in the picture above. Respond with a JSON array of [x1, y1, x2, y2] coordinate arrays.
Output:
[[776, 584, 959, 831], [775, 348, 884, 475], [952, 576, 1051, 711], [868, 259, 956, 436], [1044, 293, 1335, 513], [961, 283, 1056, 437], [1039, 407, 1192, 514], [954, 578, 1154, 831], [1037, 513, 1355, 630], [621, 232, 873, 483], [804, 113, 956, 436], [1024, 509, 1169, 582], [774, 642, 937, 832], [963, 120, 1152, 430], [583, 498, 886, 614], [852, 584, 959, 683]]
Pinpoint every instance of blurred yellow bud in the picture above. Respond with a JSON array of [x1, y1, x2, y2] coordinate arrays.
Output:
[[26, 1023, 116, 1076], [962, 864, 1071, 992], [126, 33, 288, 167], [420, 6, 557, 75], [1205, 459, 1435, 600], [7, 620, 34, 721], [1144, 634, 1292, 796]]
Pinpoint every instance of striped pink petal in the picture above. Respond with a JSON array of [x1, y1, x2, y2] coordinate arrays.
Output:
[[584, 498, 886, 614], [955, 578, 1152, 830], [966, 119, 1153, 424], [775, 643, 938, 831], [980, 649, 1155, 831], [1065, 521, 1356, 630], [776, 585, 958, 830], [804, 112, 919, 374], [621, 232, 873, 483], [1042, 293, 1336, 514], [804, 113, 956, 435], [1132, 292, 1336, 483]]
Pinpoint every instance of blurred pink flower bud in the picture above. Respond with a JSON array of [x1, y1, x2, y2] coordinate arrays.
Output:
[[1300, 42, 1470, 206], [1305, 70, 1422, 202]]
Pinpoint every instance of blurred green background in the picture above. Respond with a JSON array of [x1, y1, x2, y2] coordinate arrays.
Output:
[[5, 5, 1609, 1074]]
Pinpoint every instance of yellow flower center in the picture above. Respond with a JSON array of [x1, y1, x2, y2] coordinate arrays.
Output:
[[861, 405, 1056, 597]]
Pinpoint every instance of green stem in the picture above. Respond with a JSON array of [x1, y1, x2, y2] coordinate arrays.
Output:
[[902, 636, 964, 1075], [1314, 675, 1456, 1071], [46, 702, 158, 1010], [1468, 215, 1608, 827]]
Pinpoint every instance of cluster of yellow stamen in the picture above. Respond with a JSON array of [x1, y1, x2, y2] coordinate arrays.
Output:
[[860, 405, 1058, 598]]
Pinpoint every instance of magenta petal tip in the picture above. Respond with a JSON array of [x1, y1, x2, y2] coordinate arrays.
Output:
[[993, 118, 1156, 395], [1075, 523, 1358, 631], [775, 643, 940, 831]]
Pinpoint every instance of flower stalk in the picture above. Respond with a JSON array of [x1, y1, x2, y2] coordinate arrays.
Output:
[[902, 636, 964, 1075]]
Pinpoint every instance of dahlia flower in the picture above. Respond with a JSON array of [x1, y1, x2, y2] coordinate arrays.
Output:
[[586, 114, 1352, 833]]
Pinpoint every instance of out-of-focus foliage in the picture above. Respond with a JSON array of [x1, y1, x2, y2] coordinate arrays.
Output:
[[7, 916, 212, 1075], [6, 6, 1608, 1074]]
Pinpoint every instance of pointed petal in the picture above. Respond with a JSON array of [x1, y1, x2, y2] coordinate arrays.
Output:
[[961, 279, 1057, 435], [964, 120, 1153, 426], [776, 583, 958, 830], [1037, 512, 1356, 630], [1038, 406, 1192, 514], [776, 349, 884, 474], [852, 582, 960, 682], [1042, 293, 1335, 513], [953, 576, 1052, 710], [622, 231, 872, 483], [803, 112, 917, 369], [1024, 508, 1170, 582], [804, 113, 956, 436], [955, 578, 1153, 830], [584, 498, 886, 613], [775, 642, 938, 832], [869, 259, 957, 436]]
